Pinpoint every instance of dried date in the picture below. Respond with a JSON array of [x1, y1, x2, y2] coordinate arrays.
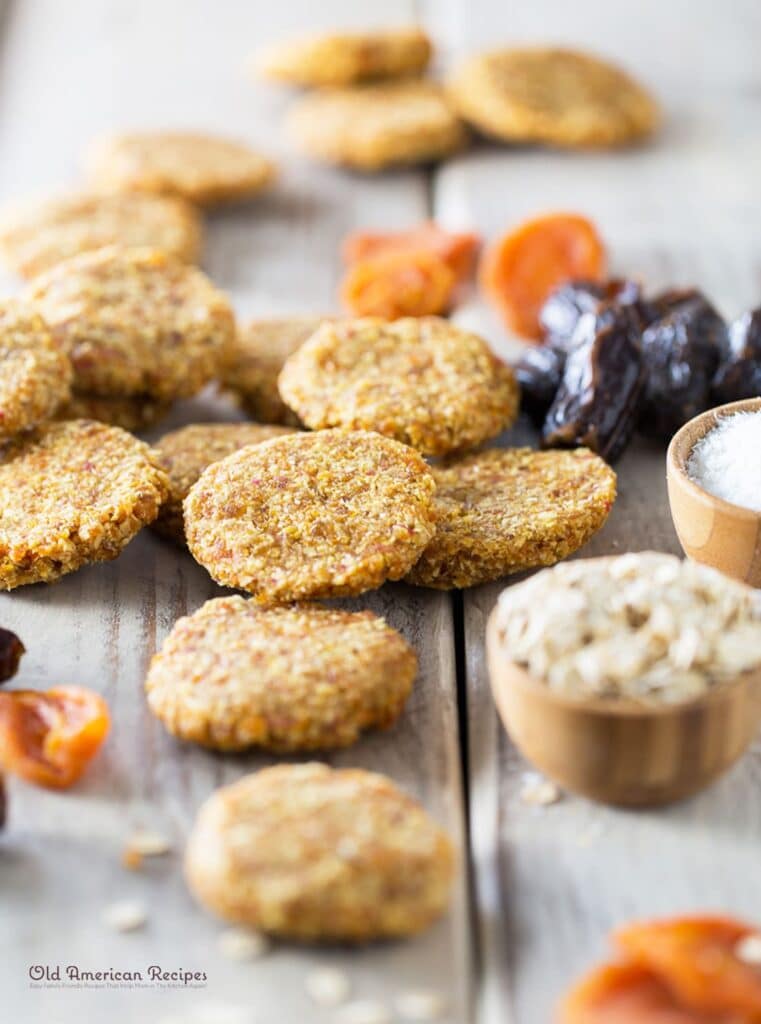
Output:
[[513, 345, 565, 425], [712, 307, 761, 404], [542, 303, 646, 462], [0, 628, 24, 684], [539, 278, 644, 352], [639, 289, 727, 438]]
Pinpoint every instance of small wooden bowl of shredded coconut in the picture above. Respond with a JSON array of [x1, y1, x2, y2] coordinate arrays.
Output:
[[668, 396, 761, 587], [487, 552, 761, 806]]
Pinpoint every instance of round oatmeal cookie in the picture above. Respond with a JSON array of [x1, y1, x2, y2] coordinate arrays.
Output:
[[56, 392, 171, 432], [184, 429, 436, 602], [24, 246, 235, 400], [146, 597, 417, 751], [279, 317, 519, 456], [0, 419, 169, 589], [406, 447, 617, 589], [222, 317, 330, 424], [0, 302, 72, 439], [184, 763, 454, 940], [448, 47, 659, 149], [152, 422, 296, 543], [287, 81, 466, 171], [257, 27, 432, 87], [0, 190, 202, 279], [86, 131, 276, 206]]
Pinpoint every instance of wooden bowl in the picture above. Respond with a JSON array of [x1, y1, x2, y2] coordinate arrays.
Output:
[[667, 397, 761, 586], [486, 609, 761, 807]]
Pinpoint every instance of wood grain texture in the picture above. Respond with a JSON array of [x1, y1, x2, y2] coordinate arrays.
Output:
[[0, 2, 471, 1022], [429, 1, 761, 1021]]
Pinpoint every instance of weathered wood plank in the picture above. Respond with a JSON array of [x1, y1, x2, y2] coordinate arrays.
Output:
[[432, 1, 761, 1020], [0, 2, 471, 1021]]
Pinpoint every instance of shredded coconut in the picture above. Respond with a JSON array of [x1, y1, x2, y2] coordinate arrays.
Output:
[[687, 411, 761, 511]]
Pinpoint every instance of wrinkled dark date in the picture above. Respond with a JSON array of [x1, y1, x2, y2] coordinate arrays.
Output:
[[514, 345, 566, 425], [539, 278, 644, 352], [542, 304, 646, 462], [712, 307, 761, 404], [0, 627, 25, 684], [639, 290, 727, 438]]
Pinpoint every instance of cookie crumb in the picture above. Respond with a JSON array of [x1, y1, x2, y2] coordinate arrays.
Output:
[[305, 966, 351, 1006], [102, 899, 147, 932], [124, 828, 172, 862]]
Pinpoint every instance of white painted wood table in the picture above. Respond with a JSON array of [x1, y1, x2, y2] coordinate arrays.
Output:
[[0, 2, 759, 1022]]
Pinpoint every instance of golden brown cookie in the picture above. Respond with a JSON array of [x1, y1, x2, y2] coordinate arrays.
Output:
[[184, 429, 436, 602], [287, 81, 466, 170], [184, 763, 454, 940], [448, 47, 659, 148], [406, 447, 617, 589], [56, 392, 171, 432], [222, 317, 329, 424], [0, 419, 168, 589], [0, 302, 72, 439], [151, 422, 296, 542], [257, 27, 432, 87], [86, 131, 276, 206], [279, 317, 519, 456], [0, 190, 202, 278], [145, 598, 417, 751], [24, 246, 235, 400]]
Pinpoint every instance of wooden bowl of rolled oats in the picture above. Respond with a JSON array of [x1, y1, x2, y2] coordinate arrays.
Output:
[[486, 553, 761, 806]]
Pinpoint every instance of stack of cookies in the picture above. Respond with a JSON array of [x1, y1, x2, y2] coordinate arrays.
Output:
[[256, 26, 659, 170]]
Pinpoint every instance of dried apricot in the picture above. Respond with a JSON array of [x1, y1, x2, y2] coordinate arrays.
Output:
[[558, 959, 720, 1023], [340, 250, 456, 318], [480, 212, 606, 339], [615, 916, 761, 1018], [342, 221, 481, 283], [0, 627, 24, 683], [0, 686, 110, 789]]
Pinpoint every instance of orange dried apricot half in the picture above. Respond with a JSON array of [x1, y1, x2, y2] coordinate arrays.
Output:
[[0, 685, 110, 789]]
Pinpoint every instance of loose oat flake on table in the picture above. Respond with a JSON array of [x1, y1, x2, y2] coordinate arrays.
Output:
[[184, 763, 454, 941], [279, 317, 519, 456], [24, 246, 235, 401], [86, 131, 276, 206], [287, 81, 466, 171], [152, 422, 297, 543], [257, 26, 432, 87], [0, 419, 168, 589], [0, 189, 202, 278], [405, 447, 616, 589], [184, 429, 436, 602], [494, 552, 761, 703], [0, 301, 72, 439], [145, 598, 417, 752]]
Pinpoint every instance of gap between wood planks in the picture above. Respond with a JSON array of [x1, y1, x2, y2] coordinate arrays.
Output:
[[419, 157, 483, 1012]]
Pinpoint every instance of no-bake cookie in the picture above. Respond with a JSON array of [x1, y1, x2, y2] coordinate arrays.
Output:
[[185, 763, 454, 941], [145, 598, 417, 750]]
